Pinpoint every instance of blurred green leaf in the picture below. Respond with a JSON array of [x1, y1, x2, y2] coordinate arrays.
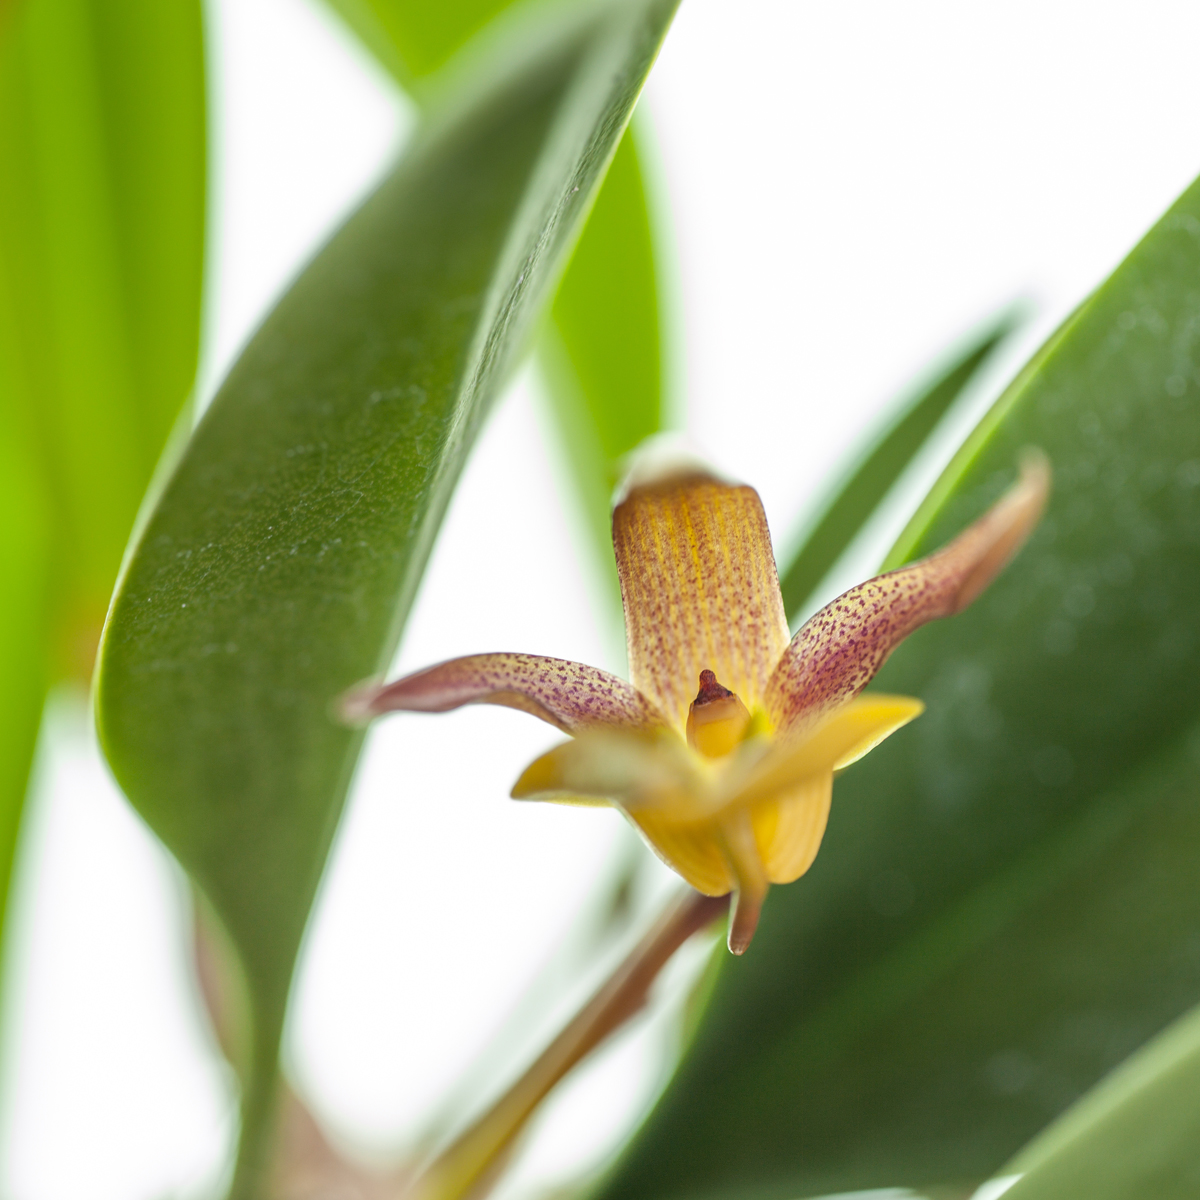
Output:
[[0, 0, 204, 993], [0, 405, 49, 940], [779, 316, 1014, 623], [1000, 944, 1200, 1200], [597, 175, 1200, 1200], [0, 0, 205, 668], [540, 117, 663, 596], [95, 1, 679, 1194], [323, 0, 516, 88]]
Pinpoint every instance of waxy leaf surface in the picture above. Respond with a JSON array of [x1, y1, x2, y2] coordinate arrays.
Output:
[[322, 0, 669, 603], [598, 174, 1200, 1200], [95, 1, 678, 1193]]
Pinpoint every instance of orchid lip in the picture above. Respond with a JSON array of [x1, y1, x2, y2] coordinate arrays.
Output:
[[687, 670, 752, 759]]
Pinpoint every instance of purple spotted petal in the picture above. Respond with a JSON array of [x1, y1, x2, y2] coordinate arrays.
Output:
[[765, 452, 1050, 738], [341, 652, 665, 734]]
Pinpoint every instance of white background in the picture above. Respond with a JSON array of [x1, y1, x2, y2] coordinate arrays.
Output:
[[5, 1, 1200, 1197]]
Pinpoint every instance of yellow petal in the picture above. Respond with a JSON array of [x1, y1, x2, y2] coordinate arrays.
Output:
[[830, 693, 926, 770], [613, 472, 790, 733], [751, 772, 833, 884], [765, 452, 1049, 738], [626, 810, 733, 896], [510, 727, 704, 812], [733, 694, 924, 810], [715, 806, 770, 953]]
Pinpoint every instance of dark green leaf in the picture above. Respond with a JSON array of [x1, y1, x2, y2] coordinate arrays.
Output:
[[540, 117, 663, 598], [597, 172, 1200, 1200], [320, 0, 670, 607], [779, 316, 1015, 622], [94, 2, 679, 1193], [1000, 956, 1200, 1200]]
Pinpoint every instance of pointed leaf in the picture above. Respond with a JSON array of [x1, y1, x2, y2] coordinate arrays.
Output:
[[597, 169, 1200, 1200], [95, 2, 679, 1194]]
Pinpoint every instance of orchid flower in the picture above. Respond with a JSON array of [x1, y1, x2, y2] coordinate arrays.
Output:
[[345, 451, 1049, 954]]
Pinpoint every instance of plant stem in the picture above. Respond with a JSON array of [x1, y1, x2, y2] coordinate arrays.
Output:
[[409, 888, 729, 1200]]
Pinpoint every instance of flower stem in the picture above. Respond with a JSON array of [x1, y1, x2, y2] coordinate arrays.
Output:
[[408, 888, 730, 1200]]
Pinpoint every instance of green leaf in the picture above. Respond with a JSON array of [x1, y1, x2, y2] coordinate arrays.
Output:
[[320, 0, 670, 610], [999, 934, 1200, 1200], [596, 172, 1200, 1200], [0, 0, 204, 1012], [0, 405, 49, 940], [540, 116, 663, 598], [0, 0, 205, 668], [94, 2, 679, 1193], [322, 0, 517, 88], [778, 316, 1015, 623]]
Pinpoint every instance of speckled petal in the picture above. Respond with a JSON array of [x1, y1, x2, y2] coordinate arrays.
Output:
[[613, 473, 790, 732], [765, 453, 1050, 737], [751, 773, 833, 884], [342, 653, 664, 734]]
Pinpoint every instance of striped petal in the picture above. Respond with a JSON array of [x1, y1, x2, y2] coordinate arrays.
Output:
[[751, 773, 833, 885], [765, 452, 1050, 737], [343, 653, 663, 734], [613, 472, 790, 733]]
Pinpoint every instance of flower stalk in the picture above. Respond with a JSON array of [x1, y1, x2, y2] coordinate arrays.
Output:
[[406, 889, 730, 1200]]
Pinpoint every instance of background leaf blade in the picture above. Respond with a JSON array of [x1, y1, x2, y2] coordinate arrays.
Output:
[[0, 410, 49, 943], [999, 967, 1200, 1200], [323, 0, 515, 86], [0, 0, 205, 669], [0, 0, 204, 1007]]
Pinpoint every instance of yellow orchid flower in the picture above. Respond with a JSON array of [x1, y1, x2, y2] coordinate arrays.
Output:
[[345, 451, 1049, 954]]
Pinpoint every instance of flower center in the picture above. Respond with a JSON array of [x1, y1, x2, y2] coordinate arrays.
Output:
[[686, 669, 751, 758]]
